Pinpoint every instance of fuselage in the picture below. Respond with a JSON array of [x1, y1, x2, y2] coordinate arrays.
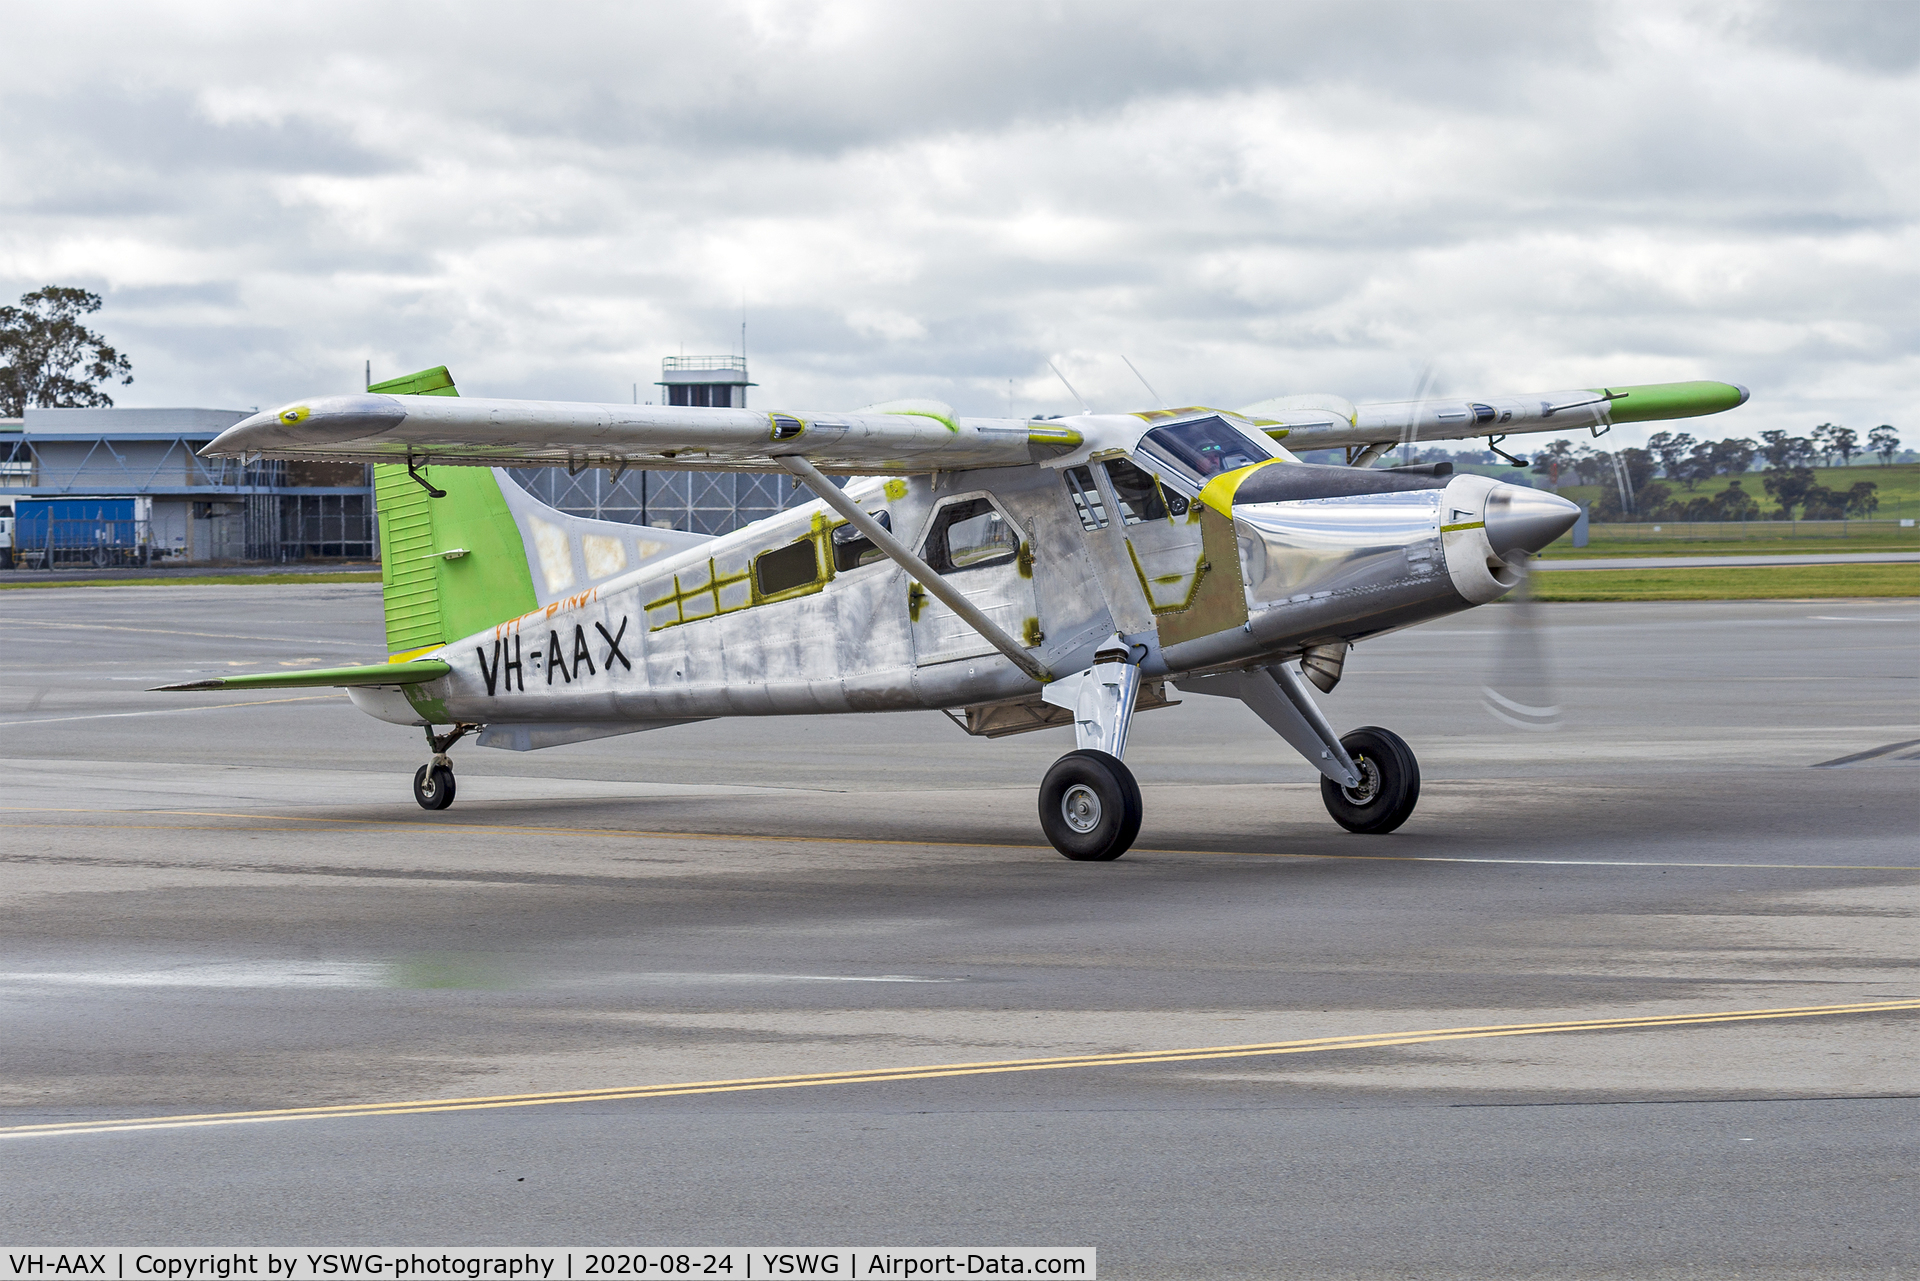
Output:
[[348, 408, 1577, 735]]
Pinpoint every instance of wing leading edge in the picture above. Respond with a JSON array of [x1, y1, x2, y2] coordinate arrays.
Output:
[[203, 393, 1083, 474]]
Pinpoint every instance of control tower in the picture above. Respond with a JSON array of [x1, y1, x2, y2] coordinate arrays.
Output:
[[656, 355, 754, 408]]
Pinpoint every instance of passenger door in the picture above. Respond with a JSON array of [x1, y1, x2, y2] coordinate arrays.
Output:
[[909, 493, 1039, 665]]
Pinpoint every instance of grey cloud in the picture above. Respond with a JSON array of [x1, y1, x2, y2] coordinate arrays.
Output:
[[0, 0, 1912, 444], [2, 86, 391, 181], [1742, 0, 1920, 73]]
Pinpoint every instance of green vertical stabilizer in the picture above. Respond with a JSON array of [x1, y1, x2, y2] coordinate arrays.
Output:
[[370, 368, 539, 658]]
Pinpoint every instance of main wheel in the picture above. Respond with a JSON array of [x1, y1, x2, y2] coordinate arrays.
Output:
[[413, 763, 456, 811], [1039, 749, 1143, 861], [1320, 727, 1420, 834]]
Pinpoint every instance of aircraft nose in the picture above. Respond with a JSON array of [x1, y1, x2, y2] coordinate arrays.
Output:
[[1484, 485, 1580, 557]]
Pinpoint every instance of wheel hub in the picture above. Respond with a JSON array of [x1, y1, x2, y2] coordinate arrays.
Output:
[[1340, 755, 1381, 806], [1061, 783, 1103, 833]]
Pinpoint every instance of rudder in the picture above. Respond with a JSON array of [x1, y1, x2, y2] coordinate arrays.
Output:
[[370, 367, 539, 659]]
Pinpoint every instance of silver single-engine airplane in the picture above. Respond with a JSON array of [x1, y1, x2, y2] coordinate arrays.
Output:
[[164, 366, 1747, 860]]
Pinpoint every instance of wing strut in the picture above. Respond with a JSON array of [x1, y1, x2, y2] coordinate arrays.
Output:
[[776, 456, 1051, 683]]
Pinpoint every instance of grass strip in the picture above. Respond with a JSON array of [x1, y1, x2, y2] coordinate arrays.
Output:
[[1540, 539, 1918, 559], [1531, 563, 1920, 601], [0, 572, 383, 590]]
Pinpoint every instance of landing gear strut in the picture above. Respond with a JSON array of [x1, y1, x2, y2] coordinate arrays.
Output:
[[1037, 636, 1145, 861], [1180, 662, 1425, 835], [413, 724, 480, 811]]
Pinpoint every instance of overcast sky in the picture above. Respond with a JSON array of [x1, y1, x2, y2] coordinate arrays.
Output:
[[3, 0, 1915, 446]]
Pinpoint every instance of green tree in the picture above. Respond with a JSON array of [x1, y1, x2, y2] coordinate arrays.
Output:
[[1677, 439, 1718, 489], [1709, 437, 1756, 476], [1571, 446, 1605, 486], [1619, 446, 1658, 492], [1763, 466, 1818, 518], [1829, 425, 1859, 467], [1647, 430, 1695, 482], [0, 286, 133, 417], [1712, 480, 1759, 519], [1811, 423, 1837, 467], [1758, 430, 1817, 470], [1868, 424, 1900, 464], [1530, 437, 1576, 488]]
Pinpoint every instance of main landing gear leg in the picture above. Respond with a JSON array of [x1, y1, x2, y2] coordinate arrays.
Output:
[[1037, 637, 1144, 861], [1180, 662, 1422, 835], [413, 723, 480, 811]]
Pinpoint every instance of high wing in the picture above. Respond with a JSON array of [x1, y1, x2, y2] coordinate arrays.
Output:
[[203, 393, 1083, 474], [205, 376, 1746, 474], [1241, 380, 1749, 451]]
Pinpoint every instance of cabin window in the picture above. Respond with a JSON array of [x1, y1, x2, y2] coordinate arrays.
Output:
[[1139, 416, 1271, 486], [921, 497, 1019, 574], [831, 509, 891, 571], [1063, 466, 1108, 531], [754, 539, 820, 596], [1103, 458, 1186, 523]]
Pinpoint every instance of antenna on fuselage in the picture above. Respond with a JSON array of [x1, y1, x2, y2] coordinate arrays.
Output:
[[1122, 355, 1169, 410], [1047, 360, 1092, 415]]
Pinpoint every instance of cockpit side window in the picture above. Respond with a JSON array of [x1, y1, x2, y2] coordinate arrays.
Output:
[[1063, 466, 1109, 530], [830, 508, 891, 572], [1103, 458, 1187, 523], [921, 496, 1020, 574], [1139, 416, 1272, 487]]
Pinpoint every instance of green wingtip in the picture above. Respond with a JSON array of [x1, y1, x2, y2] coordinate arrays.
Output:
[[1594, 381, 1750, 424]]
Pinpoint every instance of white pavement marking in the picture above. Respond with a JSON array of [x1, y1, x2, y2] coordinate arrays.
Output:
[[0, 695, 342, 726], [7, 619, 371, 645], [0, 757, 832, 802]]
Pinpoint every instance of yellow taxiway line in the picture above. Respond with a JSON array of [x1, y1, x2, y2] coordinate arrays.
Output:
[[5, 998, 1917, 1141]]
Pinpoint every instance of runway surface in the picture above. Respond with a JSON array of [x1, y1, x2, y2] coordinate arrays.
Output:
[[2, 585, 1917, 1278]]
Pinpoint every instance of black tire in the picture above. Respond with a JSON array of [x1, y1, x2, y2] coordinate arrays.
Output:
[[1038, 749, 1143, 861], [413, 763, 456, 811], [1320, 726, 1420, 834]]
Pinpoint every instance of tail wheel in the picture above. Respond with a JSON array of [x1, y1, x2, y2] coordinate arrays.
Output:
[[413, 763, 456, 811], [1320, 726, 1420, 834], [1039, 749, 1143, 861]]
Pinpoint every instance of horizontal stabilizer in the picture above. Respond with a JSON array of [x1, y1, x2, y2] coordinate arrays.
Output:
[[151, 660, 451, 692]]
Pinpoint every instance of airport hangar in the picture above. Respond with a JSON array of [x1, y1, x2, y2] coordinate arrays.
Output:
[[0, 355, 803, 570]]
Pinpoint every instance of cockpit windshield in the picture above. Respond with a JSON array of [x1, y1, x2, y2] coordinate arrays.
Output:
[[1138, 416, 1274, 488]]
